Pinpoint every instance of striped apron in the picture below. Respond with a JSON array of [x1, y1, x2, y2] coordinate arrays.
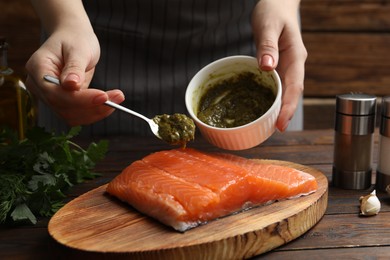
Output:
[[38, 0, 302, 136]]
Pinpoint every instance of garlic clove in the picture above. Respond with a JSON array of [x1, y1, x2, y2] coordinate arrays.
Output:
[[359, 190, 381, 216]]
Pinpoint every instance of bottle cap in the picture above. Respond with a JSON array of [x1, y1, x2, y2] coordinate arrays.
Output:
[[335, 93, 377, 135], [336, 93, 376, 116]]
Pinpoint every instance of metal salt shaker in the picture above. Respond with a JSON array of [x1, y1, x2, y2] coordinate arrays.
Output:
[[376, 96, 390, 192], [332, 93, 377, 189]]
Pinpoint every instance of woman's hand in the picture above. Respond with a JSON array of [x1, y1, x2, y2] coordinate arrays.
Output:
[[252, 0, 307, 131], [26, 0, 125, 126]]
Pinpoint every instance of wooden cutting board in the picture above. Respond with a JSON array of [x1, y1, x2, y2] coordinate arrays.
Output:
[[48, 160, 328, 259]]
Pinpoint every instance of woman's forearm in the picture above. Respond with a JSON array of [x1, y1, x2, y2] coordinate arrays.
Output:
[[30, 0, 93, 35]]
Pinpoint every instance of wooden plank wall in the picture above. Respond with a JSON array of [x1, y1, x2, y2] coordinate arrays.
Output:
[[301, 0, 390, 129], [2, 0, 389, 129]]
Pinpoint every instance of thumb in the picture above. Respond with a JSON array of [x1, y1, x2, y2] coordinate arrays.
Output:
[[254, 28, 280, 71], [60, 50, 88, 91]]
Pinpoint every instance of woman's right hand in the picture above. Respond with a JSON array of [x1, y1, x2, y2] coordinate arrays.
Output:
[[26, 0, 125, 126]]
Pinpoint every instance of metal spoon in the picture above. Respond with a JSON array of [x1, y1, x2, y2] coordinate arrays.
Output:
[[43, 75, 161, 139]]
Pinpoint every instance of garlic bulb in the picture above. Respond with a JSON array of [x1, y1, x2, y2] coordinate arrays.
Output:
[[359, 190, 381, 216]]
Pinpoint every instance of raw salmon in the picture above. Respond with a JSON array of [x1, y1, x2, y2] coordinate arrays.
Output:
[[213, 153, 318, 201], [106, 148, 317, 232]]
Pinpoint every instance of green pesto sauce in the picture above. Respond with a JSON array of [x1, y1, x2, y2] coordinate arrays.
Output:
[[153, 113, 196, 147], [197, 72, 275, 128]]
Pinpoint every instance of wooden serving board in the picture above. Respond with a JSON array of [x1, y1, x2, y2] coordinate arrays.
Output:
[[48, 160, 328, 259]]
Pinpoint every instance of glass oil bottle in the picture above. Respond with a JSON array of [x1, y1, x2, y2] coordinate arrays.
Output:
[[0, 37, 36, 139]]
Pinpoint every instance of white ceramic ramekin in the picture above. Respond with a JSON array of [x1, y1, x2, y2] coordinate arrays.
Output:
[[185, 55, 282, 150]]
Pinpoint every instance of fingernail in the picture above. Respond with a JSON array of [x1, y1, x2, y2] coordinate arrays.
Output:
[[280, 119, 290, 132], [92, 94, 108, 105], [261, 55, 274, 69], [111, 92, 124, 102], [64, 73, 80, 84]]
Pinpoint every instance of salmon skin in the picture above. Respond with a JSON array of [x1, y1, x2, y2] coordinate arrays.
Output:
[[106, 148, 318, 232]]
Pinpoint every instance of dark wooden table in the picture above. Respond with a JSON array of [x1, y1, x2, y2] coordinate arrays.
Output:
[[1, 129, 389, 259]]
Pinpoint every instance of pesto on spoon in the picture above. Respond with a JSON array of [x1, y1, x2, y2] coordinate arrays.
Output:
[[153, 113, 196, 147]]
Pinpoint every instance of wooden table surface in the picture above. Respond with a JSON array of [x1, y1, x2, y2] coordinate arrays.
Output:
[[1, 129, 389, 259]]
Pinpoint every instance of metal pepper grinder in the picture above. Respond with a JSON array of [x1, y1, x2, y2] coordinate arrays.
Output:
[[332, 93, 377, 190], [376, 96, 390, 192]]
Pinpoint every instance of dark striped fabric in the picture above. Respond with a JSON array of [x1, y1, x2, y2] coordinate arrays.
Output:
[[38, 0, 302, 137]]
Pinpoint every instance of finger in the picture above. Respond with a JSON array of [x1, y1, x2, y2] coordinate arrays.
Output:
[[27, 73, 111, 125], [65, 106, 115, 126], [252, 19, 281, 71], [60, 47, 93, 91], [276, 58, 305, 132], [26, 72, 59, 106], [25, 50, 61, 98], [55, 88, 108, 108], [256, 37, 279, 71], [276, 95, 299, 132], [106, 89, 125, 104], [53, 89, 111, 126]]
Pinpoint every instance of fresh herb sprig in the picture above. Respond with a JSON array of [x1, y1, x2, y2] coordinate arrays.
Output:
[[0, 126, 108, 225]]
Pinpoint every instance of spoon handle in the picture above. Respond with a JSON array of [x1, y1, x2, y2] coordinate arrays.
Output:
[[43, 75, 151, 123], [104, 101, 150, 122]]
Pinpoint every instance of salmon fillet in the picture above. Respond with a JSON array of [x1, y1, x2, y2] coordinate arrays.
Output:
[[213, 153, 318, 202], [106, 148, 317, 232]]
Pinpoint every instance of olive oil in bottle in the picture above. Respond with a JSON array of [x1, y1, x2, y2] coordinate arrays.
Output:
[[0, 37, 36, 139]]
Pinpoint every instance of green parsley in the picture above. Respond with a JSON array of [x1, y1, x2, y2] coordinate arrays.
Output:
[[0, 126, 108, 225]]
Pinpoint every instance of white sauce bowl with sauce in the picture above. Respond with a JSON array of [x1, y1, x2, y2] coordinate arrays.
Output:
[[185, 55, 282, 150]]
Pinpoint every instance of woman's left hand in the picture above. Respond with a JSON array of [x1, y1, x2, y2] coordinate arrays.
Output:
[[252, 0, 307, 132]]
